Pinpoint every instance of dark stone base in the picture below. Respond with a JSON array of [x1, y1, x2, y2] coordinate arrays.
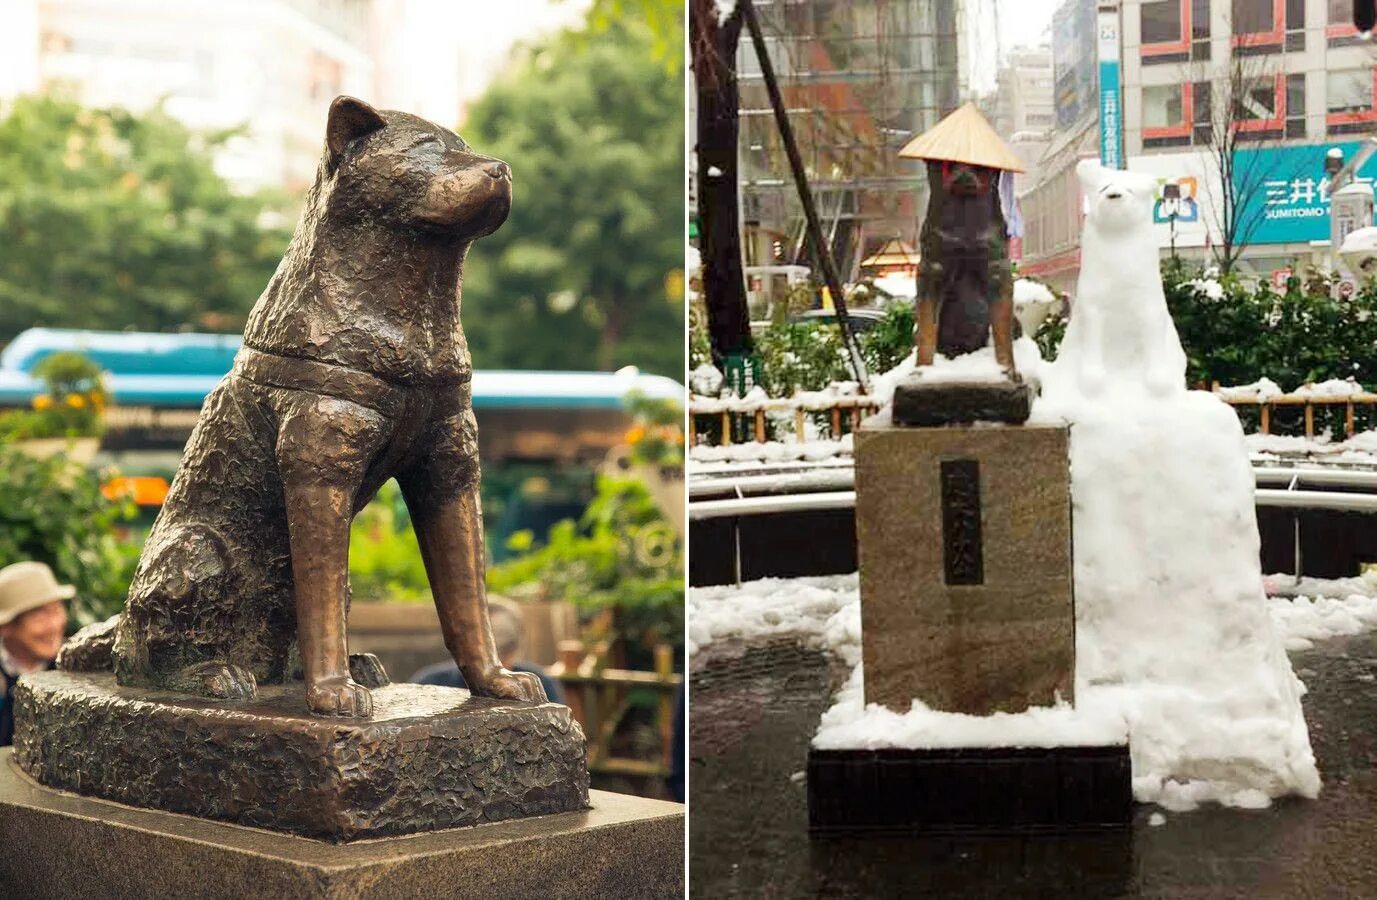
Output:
[[892, 375, 1033, 426], [807, 745, 1132, 837], [14, 670, 589, 841], [0, 751, 683, 899]]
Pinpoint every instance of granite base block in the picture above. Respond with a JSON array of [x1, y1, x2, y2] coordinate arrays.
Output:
[[0, 751, 683, 900], [807, 745, 1132, 837], [13, 670, 589, 841], [854, 422, 1075, 714], [891, 376, 1033, 426]]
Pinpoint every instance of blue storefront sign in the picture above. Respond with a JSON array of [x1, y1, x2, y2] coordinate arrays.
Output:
[[1097, 7, 1123, 169], [1234, 142, 1377, 245]]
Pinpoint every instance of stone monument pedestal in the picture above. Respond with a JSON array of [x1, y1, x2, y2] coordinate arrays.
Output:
[[855, 419, 1075, 713], [807, 416, 1131, 836], [14, 670, 589, 841], [891, 375, 1034, 427], [0, 749, 684, 899]]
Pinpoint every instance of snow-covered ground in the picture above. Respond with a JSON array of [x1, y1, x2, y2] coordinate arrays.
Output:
[[690, 571, 1377, 811]]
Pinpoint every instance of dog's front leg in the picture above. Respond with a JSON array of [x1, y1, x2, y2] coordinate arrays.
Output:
[[282, 479, 372, 717], [400, 407, 546, 704], [277, 397, 385, 718]]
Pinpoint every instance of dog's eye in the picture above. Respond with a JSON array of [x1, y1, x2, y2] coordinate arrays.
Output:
[[404, 135, 442, 152]]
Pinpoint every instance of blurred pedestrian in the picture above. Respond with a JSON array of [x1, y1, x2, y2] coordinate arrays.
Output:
[[0, 562, 72, 746], [411, 598, 564, 704]]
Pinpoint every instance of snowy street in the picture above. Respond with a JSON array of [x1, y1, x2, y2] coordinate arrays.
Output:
[[689, 599, 1377, 896]]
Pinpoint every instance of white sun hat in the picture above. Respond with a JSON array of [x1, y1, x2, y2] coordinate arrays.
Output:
[[0, 562, 76, 627]]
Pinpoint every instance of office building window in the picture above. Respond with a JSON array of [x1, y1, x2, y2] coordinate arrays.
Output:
[[1286, 72, 1306, 137], [1142, 0, 1190, 63]]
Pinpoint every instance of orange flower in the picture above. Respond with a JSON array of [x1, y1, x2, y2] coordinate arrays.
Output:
[[32, 395, 53, 411], [624, 424, 647, 444], [65, 393, 86, 409]]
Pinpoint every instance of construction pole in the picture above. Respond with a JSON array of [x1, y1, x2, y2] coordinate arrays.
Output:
[[739, 0, 870, 390]]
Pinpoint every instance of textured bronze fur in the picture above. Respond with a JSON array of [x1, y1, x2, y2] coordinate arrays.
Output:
[[67, 96, 544, 718], [914, 160, 1017, 375]]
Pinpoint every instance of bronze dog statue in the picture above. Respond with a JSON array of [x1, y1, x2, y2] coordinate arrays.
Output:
[[66, 96, 545, 717], [914, 160, 1017, 376]]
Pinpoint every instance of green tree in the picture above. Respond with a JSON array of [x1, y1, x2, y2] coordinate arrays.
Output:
[[0, 94, 290, 341], [459, 15, 684, 379]]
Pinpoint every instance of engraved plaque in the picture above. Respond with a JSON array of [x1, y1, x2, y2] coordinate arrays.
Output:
[[940, 459, 983, 585]]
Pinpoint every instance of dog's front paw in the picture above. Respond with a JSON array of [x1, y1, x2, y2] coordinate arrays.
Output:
[[469, 668, 548, 703], [306, 676, 373, 718]]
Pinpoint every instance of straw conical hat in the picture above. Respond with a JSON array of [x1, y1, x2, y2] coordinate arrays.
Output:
[[898, 102, 1025, 173]]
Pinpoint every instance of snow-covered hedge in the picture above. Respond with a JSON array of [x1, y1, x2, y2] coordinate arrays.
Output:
[[1039, 262, 1377, 392]]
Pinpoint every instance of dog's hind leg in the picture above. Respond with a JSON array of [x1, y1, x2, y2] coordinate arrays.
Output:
[[399, 407, 546, 704]]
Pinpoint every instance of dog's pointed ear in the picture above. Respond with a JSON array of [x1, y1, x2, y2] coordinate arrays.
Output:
[[326, 96, 386, 170]]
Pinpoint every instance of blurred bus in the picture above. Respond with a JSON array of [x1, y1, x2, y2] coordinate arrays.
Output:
[[0, 328, 683, 557]]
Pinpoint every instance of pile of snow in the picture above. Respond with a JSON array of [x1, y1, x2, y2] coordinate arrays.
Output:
[[872, 273, 916, 300], [1269, 592, 1377, 651], [689, 385, 771, 413], [1294, 377, 1364, 398], [905, 338, 1045, 387], [793, 381, 861, 410], [689, 363, 724, 398], [1013, 278, 1061, 336], [688, 435, 853, 465], [1185, 277, 1226, 302], [1217, 377, 1284, 402], [1027, 162, 1319, 809]]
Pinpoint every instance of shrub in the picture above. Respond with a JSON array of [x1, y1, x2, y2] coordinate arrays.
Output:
[[0, 352, 108, 441], [0, 440, 137, 628]]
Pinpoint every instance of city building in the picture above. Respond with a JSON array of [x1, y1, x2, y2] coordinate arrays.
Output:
[[1020, 0, 1377, 292], [735, 0, 967, 283], [993, 45, 1056, 139], [4, 0, 374, 194]]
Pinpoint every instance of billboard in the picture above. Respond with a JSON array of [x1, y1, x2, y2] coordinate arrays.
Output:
[[1233, 141, 1377, 245], [1096, 5, 1123, 169], [1127, 153, 1221, 249]]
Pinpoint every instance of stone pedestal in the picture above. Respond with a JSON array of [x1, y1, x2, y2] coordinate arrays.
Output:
[[891, 375, 1033, 427], [13, 670, 589, 841], [808, 746, 1131, 836], [0, 750, 683, 899], [854, 420, 1074, 714]]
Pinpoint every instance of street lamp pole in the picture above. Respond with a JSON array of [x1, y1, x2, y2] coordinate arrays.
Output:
[[1163, 181, 1180, 263]]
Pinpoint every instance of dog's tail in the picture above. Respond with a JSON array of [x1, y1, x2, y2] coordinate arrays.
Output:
[[57, 614, 119, 672]]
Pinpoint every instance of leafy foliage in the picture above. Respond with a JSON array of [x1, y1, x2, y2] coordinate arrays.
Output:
[[459, 15, 684, 378], [0, 94, 291, 340], [622, 389, 685, 468], [0, 352, 107, 440], [1038, 264, 1377, 391], [754, 303, 915, 396], [347, 482, 430, 603], [488, 476, 683, 658], [0, 441, 138, 628]]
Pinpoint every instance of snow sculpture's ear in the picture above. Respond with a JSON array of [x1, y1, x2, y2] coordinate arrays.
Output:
[[1076, 158, 1104, 193], [326, 95, 387, 170]]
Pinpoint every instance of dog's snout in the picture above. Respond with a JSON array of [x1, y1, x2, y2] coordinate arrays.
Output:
[[485, 161, 511, 181]]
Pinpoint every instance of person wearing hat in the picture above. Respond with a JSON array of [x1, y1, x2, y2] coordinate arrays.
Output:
[[0, 562, 72, 746]]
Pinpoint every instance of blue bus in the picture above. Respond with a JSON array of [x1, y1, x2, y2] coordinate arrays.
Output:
[[1, 328, 684, 557]]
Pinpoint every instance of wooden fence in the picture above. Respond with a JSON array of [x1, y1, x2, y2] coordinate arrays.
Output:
[[549, 640, 681, 782], [689, 395, 881, 444], [1215, 388, 1377, 439]]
